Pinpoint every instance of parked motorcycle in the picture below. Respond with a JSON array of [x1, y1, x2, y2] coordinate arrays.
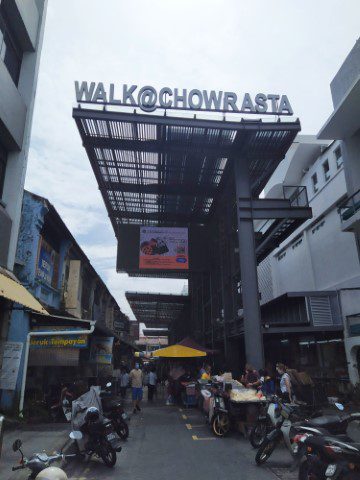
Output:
[[100, 382, 129, 440], [255, 400, 358, 465], [295, 433, 360, 480], [210, 385, 231, 437], [209, 383, 265, 438], [11, 438, 75, 479], [249, 395, 323, 448]]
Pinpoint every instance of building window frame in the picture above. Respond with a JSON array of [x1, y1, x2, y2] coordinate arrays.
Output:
[[0, 144, 7, 200], [311, 172, 318, 193], [0, 5, 23, 85], [311, 219, 325, 234], [322, 159, 330, 181], [278, 251, 286, 261], [334, 146, 343, 170]]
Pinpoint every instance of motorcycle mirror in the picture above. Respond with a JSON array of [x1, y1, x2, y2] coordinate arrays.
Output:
[[106, 382, 112, 388], [335, 402, 344, 411], [12, 439, 22, 452], [69, 431, 83, 440]]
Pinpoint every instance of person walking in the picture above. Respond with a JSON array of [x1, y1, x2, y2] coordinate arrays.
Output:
[[276, 363, 293, 403], [119, 367, 129, 399], [130, 363, 143, 414], [148, 366, 157, 402]]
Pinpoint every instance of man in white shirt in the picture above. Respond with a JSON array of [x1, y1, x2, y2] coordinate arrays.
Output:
[[148, 366, 157, 402]]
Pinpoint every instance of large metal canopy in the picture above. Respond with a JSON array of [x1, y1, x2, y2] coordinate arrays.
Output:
[[73, 108, 300, 233], [125, 292, 188, 328]]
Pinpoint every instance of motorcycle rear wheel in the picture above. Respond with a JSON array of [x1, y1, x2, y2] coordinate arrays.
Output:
[[211, 413, 230, 437], [116, 420, 129, 440], [255, 438, 277, 465], [249, 420, 268, 449], [99, 441, 117, 468]]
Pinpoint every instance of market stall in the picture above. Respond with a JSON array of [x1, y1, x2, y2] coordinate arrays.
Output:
[[200, 375, 266, 437], [150, 344, 206, 406]]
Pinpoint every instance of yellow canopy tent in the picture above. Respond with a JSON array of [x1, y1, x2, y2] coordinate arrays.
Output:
[[151, 344, 206, 358]]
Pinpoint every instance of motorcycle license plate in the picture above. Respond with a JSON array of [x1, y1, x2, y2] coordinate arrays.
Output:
[[106, 433, 117, 442], [325, 465, 337, 477]]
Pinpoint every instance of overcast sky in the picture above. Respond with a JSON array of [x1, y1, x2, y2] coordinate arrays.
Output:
[[25, 0, 360, 320]]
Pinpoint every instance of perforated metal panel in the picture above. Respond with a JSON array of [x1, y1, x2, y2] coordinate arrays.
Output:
[[258, 257, 273, 305], [308, 296, 333, 326]]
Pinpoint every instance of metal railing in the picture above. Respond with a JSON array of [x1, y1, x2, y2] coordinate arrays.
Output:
[[255, 185, 309, 235], [338, 188, 360, 223], [283, 185, 309, 208]]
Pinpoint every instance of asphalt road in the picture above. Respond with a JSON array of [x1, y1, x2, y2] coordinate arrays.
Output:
[[63, 400, 294, 480]]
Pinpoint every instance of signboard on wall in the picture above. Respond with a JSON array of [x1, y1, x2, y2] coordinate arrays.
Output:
[[89, 336, 114, 364], [0, 342, 23, 390], [139, 227, 188, 270], [37, 237, 59, 288], [30, 327, 88, 349]]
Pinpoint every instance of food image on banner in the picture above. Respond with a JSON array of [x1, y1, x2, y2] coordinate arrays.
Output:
[[139, 227, 189, 270]]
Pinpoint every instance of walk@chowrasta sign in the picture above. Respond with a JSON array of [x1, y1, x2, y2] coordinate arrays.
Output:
[[75, 81, 293, 115]]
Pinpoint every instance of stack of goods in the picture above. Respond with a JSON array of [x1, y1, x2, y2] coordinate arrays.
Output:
[[230, 387, 265, 402]]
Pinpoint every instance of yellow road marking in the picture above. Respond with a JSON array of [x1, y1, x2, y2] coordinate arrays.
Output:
[[192, 435, 216, 441], [186, 423, 192, 430], [182, 414, 188, 419], [188, 424, 206, 428]]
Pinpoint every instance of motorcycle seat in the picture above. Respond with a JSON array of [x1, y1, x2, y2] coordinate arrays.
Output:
[[305, 414, 344, 429]]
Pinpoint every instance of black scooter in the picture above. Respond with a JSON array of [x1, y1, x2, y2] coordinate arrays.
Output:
[[296, 433, 360, 480], [100, 382, 129, 440], [72, 415, 122, 468]]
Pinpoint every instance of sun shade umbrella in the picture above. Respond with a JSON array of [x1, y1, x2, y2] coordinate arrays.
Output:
[[151, 344, 207, 358]]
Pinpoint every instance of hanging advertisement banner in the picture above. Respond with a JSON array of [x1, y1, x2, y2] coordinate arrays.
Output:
[[0, 342, 23, 390], [139, 227, 189, 270], [36, 237, 59, 288], [89, 336, 114, 364]]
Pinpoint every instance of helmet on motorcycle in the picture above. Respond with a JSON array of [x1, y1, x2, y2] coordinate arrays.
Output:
[[36, 466, 68, 480], [85, 406, 100, 422]]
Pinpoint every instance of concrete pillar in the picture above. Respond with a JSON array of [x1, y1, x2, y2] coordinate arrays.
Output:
[[234, 158, 264, 370]]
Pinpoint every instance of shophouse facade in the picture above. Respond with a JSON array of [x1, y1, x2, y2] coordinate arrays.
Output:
[[1, 191, 130, 413]]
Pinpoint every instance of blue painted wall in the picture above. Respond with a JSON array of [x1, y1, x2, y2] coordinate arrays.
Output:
[[1, 192, 63, 412]]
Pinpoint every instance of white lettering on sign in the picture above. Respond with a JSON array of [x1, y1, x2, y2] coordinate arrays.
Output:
[[75, 81, 294, 115]]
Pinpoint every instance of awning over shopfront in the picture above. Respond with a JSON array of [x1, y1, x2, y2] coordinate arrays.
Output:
[[0, 271, 48, 315], [151, 344, 206, 358]]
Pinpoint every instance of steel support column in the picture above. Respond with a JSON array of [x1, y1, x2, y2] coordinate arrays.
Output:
[[234, 158, 264, 369]]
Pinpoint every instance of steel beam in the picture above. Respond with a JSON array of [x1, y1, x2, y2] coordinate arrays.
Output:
[[238, 198, 312, 220], [85, 136, 237, 157], [73, 107, 300, 133], [234, 158, 264, 370], [100, 181, 218, 197], [113, 210, 208, 223]]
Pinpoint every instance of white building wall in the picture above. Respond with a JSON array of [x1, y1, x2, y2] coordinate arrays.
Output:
[[0, 0, 47, 271], [258, 138, 360, 301]]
